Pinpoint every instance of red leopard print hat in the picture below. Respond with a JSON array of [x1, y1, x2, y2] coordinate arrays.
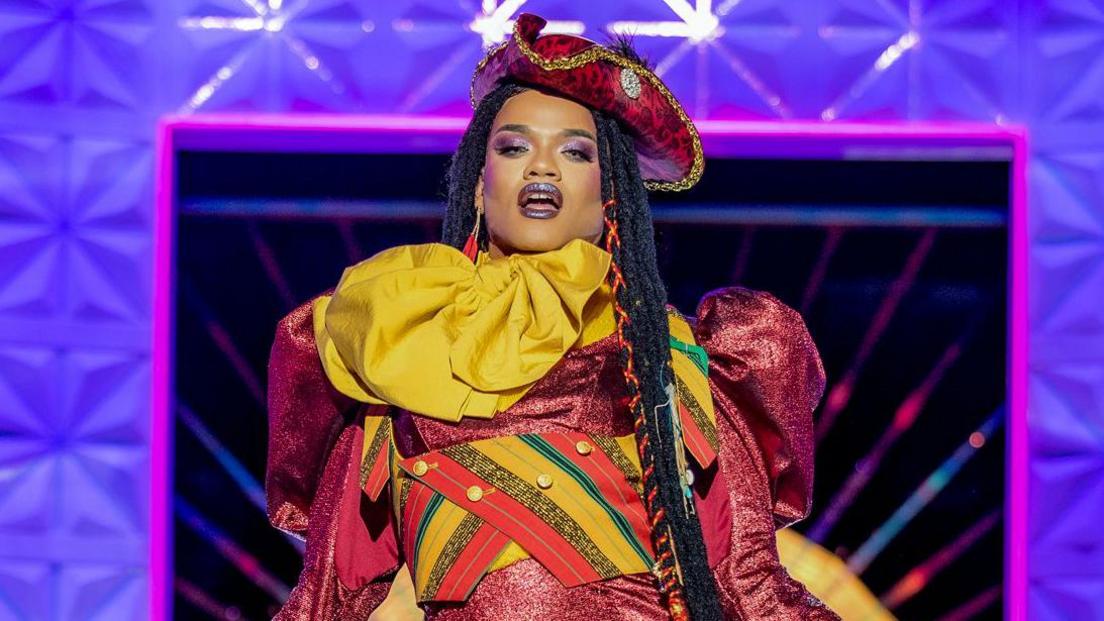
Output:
[[471, 14, 704, 192]]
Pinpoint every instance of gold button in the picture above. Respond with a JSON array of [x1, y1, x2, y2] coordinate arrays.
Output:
[[412, 460, 428, 476], [466, 485, 484, 502], [536, 474, 553, 489], [575, 441, 593, 456]]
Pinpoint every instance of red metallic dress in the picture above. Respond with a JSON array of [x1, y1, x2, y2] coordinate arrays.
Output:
[[266, 286, 839, 620]]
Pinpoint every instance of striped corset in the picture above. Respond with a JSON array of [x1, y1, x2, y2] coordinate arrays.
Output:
[[357, 312, 720, 603]]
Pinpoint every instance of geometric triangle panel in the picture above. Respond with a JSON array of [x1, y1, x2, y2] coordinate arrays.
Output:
[[0, 560, 51, 621], [58, 563, 147, 621], [0, 439, 56, 533], [0, 0, 155, 111]]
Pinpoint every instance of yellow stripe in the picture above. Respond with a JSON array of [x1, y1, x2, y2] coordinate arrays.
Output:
[[666, 310, 696, 343], [477, 436, 649, 574], [670, 352, 715, 421], [423, 512, 484, 599], [360, 415, 388, 466], [390, 442, 409, 527], [667, 312, 717, 432], [487, 437, 631, 565], [359, 414, 390, 491], [413, 495, 469, 599], [444, 443, 621, 578], [610, 435, 644, 483], [487, 539, 530, 572]]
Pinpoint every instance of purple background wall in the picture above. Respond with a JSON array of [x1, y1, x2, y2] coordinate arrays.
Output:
[[0, 1, 1099, 619]]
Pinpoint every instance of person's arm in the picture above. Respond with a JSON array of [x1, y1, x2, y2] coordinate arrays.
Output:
[[693, 287, 840, 619], [369, 565, 423, 621], [267, 297, 401, 619], [266, 294, 350, 535]]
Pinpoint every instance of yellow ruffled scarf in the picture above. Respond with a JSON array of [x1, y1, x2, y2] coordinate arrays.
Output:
[[313, 238, 616, 422]]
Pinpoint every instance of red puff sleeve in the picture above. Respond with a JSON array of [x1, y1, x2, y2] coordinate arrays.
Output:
[[266, 297, 400, 620], [266, 296, 349, 535], [693, 287, 840, 619]]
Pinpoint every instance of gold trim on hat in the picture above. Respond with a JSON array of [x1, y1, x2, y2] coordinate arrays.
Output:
[[470, 22, 704, 193]]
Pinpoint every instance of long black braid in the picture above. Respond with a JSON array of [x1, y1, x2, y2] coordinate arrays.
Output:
[[441, 82, 524, 249], [593, 111, 724, 621], [442, 82, 723, 621]]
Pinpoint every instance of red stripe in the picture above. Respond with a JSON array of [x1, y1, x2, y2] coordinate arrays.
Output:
[[401, 452, 601, 586], [402, 482, 434, 563], [362, 444, 390, 501], [679, 401, 717, 469], [541, 433, 654, 553], [436, 523, 512, 601]]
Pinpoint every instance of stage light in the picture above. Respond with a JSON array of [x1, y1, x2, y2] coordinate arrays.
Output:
[[876, 31, 920, 72], [469, 1, 585, 47], [609, 0, 722, 43], [820, 29, 922, 121], [178, 0, 347, 111], [392, 2, 584, 111]]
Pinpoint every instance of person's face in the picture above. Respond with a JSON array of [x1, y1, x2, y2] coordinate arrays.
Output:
[[479, 89, 604, 258]]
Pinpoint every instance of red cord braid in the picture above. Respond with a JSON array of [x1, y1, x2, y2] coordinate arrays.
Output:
[[603, 199, 689, 621]]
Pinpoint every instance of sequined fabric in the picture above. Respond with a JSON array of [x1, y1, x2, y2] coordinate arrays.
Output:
[[267, 301, 399, 620], [696, 288, 838, 619], [266, 286, 841, 619], [422, 559, 665, 620], [266, 295, 350, 536], [391, 327, 633, 457]]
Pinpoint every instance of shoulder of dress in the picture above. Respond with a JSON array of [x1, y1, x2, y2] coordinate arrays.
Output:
[[695, 286, 806, 334], [275, 290, 336, 333], [663, 288, 808, 342]]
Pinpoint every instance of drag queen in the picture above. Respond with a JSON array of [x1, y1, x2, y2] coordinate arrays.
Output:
[[265, 14, 838, 621]]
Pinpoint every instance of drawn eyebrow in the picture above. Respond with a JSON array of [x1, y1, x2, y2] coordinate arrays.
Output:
[[561, 128, 597, 141], [493, 124, 596, 142], [495, 123, 531, 135]]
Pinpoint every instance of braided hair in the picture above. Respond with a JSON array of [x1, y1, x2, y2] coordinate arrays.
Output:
[[442, 82, 723, 621]]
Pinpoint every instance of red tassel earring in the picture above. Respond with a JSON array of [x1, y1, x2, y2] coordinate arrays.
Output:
[[462, 203, 482, 262]]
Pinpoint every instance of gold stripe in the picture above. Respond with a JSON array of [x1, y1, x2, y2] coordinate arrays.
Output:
[[665, 308, 696, 343], [591, 435, 643, 496], [396, 477, 413, 534], [442, 443, 621, 578], [422, 512, 484, 599], [359, 415, 390, 488], [677, 377, 718, 450], [471, 20, 703, 192], [496, 436, 648, 568], [413, 494, 466, 594]]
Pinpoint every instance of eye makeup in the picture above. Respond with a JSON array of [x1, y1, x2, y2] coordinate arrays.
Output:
[[491, 134, 530, 156], [561, 139, 597, 162], [489, 132, 597, 162]]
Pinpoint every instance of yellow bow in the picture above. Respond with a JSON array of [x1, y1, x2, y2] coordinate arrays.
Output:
[[314, 238, 615, 422]]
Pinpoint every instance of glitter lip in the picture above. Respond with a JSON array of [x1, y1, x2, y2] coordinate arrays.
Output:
[[517, 182, 562, 219]]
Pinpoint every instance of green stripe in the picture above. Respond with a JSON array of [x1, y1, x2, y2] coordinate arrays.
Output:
[[670, 336, 709, 377], [442, 443, 621, 578], [519, 435, 653, 566], [412, 492, 444, 575]]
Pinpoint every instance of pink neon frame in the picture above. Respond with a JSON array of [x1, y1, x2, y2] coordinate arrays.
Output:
[[152, 114, 1028, 621]]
